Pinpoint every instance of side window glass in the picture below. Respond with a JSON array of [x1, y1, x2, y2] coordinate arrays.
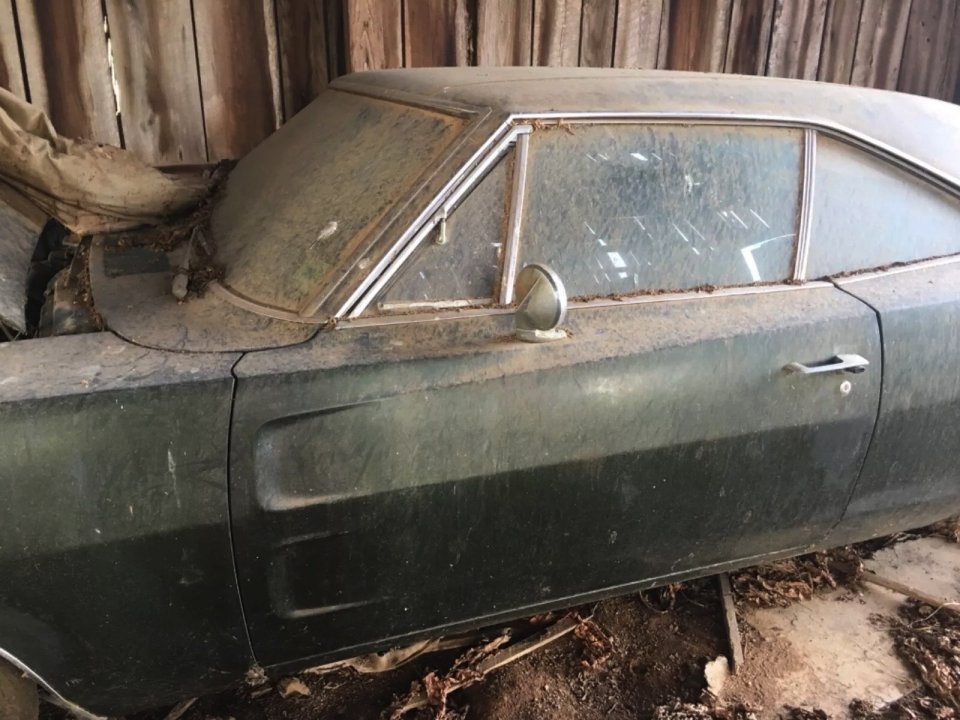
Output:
[[519, 125, 803, 298], [376, 153, 511, 310], [808, 137, 960, 278]]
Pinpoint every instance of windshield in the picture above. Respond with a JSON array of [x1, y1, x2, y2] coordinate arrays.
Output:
[[213, 90, 465, 313]]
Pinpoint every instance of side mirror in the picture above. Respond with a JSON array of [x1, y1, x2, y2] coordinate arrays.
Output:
[[514, 263, 568, 342]]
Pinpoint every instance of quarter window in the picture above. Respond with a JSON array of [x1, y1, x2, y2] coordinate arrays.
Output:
[[518, 124, 803, 298], [807, 137, 960, 278], [376, 153, 511, 309]]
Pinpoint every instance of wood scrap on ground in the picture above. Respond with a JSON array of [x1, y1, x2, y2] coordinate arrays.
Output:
[[388, 615, 580, 719], [717, 574, 744, 674]]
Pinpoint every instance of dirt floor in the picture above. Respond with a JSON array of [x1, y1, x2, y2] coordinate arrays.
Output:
[[41, 523, 960, 720]]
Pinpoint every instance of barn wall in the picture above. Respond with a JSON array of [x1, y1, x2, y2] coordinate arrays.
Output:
[[0, 0, 958, 163]]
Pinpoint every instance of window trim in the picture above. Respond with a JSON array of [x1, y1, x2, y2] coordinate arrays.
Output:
[[503, 121, 808, 302], [348, 125, 532, 316], [338, 112, 960, 327]]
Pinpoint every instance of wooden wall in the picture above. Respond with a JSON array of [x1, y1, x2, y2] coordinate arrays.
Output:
[[1, 0, 958, 164]]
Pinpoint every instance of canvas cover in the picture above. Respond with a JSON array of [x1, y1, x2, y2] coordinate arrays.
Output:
[[0, 87, 213, 331]]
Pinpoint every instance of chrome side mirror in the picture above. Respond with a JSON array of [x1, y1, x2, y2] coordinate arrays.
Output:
[[514, 264, 567, 342]]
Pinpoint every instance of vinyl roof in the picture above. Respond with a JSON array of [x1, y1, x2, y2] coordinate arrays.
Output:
[[335, 67, 960, 184]]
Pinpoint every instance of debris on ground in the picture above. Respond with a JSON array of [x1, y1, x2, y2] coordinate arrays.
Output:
[[652, 700, 757, 719], [778, 707, 828, 720], [850, 689, 957, 719], [573, 615, 616, 669], [640, 583, 685, 613], [887, 599, 960, 712], [731, 548, 863, 608], [930, 517, 960, 544], [277, 676, 311, 698], [388, 616, 578, 719], [704, 656, 731, 697]]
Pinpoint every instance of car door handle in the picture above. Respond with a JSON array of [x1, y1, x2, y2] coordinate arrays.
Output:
[[784, 353, 870, 375]]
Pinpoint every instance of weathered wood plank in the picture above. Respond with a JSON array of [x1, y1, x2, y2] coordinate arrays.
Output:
[[946, 11, 960, 103], [344, 0, 402, 71], [17, 0, 119, 144], [612, 0, 664, 69], [766, 0, 828, 79], [850, 0, 911, 89], [657, 0, 672, 67], [326, 0, 346, 79], [724, 0, 775, 75], [193, 0, 281, 160], [105, 0, 205, 164], [898, 0, 958, 99], [817, 0, 863, 83], [276, 0, 328, 118], [0, 0, 25, 97], [476, 0, 534, 65], [665, 0, 732, 72], [404, 0, 472, 67], [580, 0, 616, 67], [533, 0, 582, 67]]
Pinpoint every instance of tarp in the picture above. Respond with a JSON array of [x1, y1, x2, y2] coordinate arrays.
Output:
[[0, 87, 214, 331], [0, 87, 212, 234]]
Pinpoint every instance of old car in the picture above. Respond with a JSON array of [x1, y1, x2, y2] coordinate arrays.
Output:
[[3, 67, 960, 718]]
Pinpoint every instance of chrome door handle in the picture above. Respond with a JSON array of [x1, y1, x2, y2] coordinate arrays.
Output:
[[784, 353, 870, 375]]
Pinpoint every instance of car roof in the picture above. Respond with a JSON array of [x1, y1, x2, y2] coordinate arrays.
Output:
[[335, 67, 960, 185]]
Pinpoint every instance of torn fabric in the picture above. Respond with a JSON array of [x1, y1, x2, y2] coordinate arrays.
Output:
[[0, 86, 212, 235]]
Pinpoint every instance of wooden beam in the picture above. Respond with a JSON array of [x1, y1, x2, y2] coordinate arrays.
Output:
[[717, 573, 744, 674], [17, 0, 119, 144], [193, 0, 282, 160], [404, 0, 472, 67], [276, 0, 329, 118], [724, 0, 775, 75], [477, 0, 534, 65], [105, 0, 206, 164], [817, 0, 863, 83], [580, 0, 616, 67], [850, 0, 911, 89], [665, 0, 732, 72], [344, 0, 402, 72], [766, 0, 828, 79], [0, 0, 25, 98], [533, 0, 583, 67], [612, 0, 664, 69]]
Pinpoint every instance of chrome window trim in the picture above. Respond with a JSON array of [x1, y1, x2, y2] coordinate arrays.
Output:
[[566, 280, 835, 310], [378, 298, 492, 312], [335, 281, 836, 330], [794, 129, 816, 281], [345, 124, 532, 318], [334, 111, 960, 325], [499, 132, 530, 306], [833, 253, 960, 284], [339, 305, 516, 329]]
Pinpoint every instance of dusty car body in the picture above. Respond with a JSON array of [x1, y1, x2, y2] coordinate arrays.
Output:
[[3, 67, 960, 716]]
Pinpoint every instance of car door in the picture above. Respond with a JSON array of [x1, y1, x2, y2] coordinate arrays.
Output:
[[807, 137, 960, 544], [229, 122, 882, 669]]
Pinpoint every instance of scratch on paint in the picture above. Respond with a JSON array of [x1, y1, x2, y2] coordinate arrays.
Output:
[[167, 449, 181, 509]]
